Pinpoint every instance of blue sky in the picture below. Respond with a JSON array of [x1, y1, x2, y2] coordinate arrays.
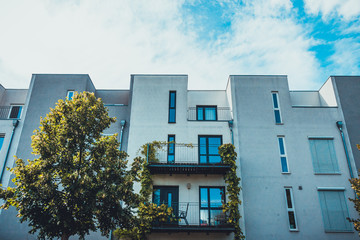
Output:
[[0, 0, 359, 90]]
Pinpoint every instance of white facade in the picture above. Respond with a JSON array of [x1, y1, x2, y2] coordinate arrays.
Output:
[[0, 74, 359, 240]]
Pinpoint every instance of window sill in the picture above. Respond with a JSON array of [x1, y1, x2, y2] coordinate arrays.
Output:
[[282, 172, 291, 175], [314, 173, 341, 175], [325, 230, 353, 233], [275, 123, 284, 125], [289, 229, 299, 232]]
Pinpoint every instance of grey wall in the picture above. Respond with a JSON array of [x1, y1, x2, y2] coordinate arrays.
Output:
[[333, 76, 360, 171]]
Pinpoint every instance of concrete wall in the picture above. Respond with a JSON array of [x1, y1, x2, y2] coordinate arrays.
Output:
[[230, 75, 357, 240], [333, 76, 360, 171]]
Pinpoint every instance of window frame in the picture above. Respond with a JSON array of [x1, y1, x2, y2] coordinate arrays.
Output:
[[308, 137, 340, 174], [198, 135, 223, 164], [0, 134, 4, 153], [196, 105, 218, 121], [277, 136, 290, 173], [8, 105, 23, 119], [317, 189, 353, 232], [167, 135, 175, 163], [67, 90, 75, 100], [168, 91, 176, 123], [284, 187, 298, 231], [272, 92, 283, 124], [199, 186, 226, 226]]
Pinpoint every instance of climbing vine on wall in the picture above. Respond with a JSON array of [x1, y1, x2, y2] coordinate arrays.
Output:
[[219, 143, 245, 240], [114, 141, 174, 240]]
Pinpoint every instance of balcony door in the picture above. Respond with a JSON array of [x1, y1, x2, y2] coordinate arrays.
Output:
[[200, 187, 226, 226], [153, 186, 179, 224]]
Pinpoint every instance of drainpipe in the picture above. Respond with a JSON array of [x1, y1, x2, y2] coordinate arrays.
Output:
[[0, 120, 19, 184], [228, 120, 234, 145], [119, 120, 126, 151], [109, 120, 127, 240], [336, 121, 354, 179]]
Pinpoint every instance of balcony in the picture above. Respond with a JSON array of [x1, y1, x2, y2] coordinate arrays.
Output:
[[0, 106, 22, 120], [147, 144, 231, 175], [187, 107, 232, 121], [151, 202, 234, 233]]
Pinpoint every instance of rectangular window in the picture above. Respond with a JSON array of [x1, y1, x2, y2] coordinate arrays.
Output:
[[168, 91, 176, 123], [272, 92, 282, 124], [196, 106, 217, 121], [318, 189, 352, 232], [284, 187, 298, 231], [200, 187, 225, 226], [309, 138, 339, 174], [167, 135, 175, 163], [9, 105, 23, 119], [278, 136, 289, 173], [0, 134, 4, 152], [67, 90, 74, 100], [199, 136, 222, 164]]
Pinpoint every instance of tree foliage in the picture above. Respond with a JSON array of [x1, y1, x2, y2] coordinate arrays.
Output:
[[348, 144, 360, 235], [0, 92, 139, 240]]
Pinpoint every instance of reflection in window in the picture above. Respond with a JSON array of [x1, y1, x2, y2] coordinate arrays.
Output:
[[9, 106, 22, 119], [199, 136, 222, 164], [200, 187, 225, 226], [167, 135, 175, 163], [197, 106, 217, 121], [272, 92, 282, 124], [168, 91, 176, 123], [153, 189, 160, 205], [67, 90, 74, 100], [284, 187, 297, 230]]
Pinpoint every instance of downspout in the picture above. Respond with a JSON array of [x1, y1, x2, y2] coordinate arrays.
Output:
[[0, 120, 19, 184], [336, 121, 354, 179], [228, 120, 234, 145], [109, 120, 126, 240], [119, 120, 126, 151]]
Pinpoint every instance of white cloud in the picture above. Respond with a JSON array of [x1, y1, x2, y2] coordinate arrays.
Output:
[[0, 0, 329, 90], [304, 0, 360, 20]]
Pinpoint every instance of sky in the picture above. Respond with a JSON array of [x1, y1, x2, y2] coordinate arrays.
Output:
[[0, 0, 359, 90]]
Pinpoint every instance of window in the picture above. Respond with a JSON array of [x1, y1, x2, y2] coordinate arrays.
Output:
[[0, 134, 4, 152], [168, 91, 176, 123], [167, 135, 175, 163], [9, 105, 23, 119], [196, 106, 217, 121], [200, 187, 225, 226], [67, 90, 74, 100], [278, 136, 289, 173], [198, 136, 222, 164], [309, 138, 339, 174], [318, 189, 352, 232], [272, 92, 282, 124], [284, 187, 298, 231]]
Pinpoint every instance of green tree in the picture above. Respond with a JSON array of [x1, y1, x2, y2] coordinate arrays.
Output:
[[349, 144, 360, 235], [0, 92, 139, 240]]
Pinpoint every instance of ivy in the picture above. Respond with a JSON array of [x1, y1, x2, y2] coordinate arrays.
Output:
[[219, 143, 245, 240], [114, 142, 175, 240]]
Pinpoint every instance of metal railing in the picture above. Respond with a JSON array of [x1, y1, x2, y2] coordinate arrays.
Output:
[[187, 107, 232, 121], [0, 106, 11, 119], [148, 144, 224, 165], [152, 202, 230, 227]]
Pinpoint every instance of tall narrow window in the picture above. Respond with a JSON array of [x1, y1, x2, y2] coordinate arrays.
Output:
[[200, 187, 225, 226], [168, 91, 176, 123], [199, 136, 222, 164], [309, 138, 339, 174], [197, 106, 217, 121], [284, 187, 298, 231], [318, 189, 352, 232], [9, 105, 23, 119], [167, 135, 175, 163], [272, 92, 282, 124], [0, 134, 4, 152], [67, 90, 74, 100], [278, 136, 289, 173]]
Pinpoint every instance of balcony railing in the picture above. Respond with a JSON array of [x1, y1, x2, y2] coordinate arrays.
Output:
[[187, 107, 232, 121], [0, 106, 11, 119], [151, 202, 234, 233], [147, 144, 231, 175]]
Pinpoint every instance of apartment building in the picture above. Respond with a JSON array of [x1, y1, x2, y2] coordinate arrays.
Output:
[[0, 74, 359, 240]]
